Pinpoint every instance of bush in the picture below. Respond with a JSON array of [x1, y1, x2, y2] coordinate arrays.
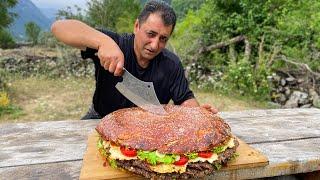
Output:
[[0, 29, 16, 49], [38, 31, 60, 48], [0, 69, 9, 89], [0, 91, 10, 108]]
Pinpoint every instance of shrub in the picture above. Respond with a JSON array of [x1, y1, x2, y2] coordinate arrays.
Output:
[[0, 29, 16, 49]]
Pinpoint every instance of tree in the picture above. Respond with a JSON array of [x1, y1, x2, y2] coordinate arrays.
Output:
[[0, 0, 17, 29], [57, 0, 141, 33], [0, 0, 17, 48], [87, 0, 141, 33], [171, 0, 205, 19], [25, 22, 41, 45]]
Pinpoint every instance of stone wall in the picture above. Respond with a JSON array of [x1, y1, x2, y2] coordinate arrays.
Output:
[[269, 71, 320, 108]]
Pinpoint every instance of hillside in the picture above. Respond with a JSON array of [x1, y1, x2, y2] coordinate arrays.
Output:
[[9, 0, 52, 40]]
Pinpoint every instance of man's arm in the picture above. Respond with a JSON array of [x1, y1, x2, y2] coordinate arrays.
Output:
[[51, 19, 124, 76], [181, 98, 218, 114]]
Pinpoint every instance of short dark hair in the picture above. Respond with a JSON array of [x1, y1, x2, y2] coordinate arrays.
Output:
[[138, 0, 177, 33]]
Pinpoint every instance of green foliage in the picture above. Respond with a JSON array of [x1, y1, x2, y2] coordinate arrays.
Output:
[[0, 89, 23, 118], [0, 69, 9, 89], [172, 0, 320, 99], [171, 0, 205, 19], [0, 0, 17, 49], [0, 0, 18, 28], [0, 29, 16, 49], [38, 31, 60, 48], [87, 0, 141, 33], [223, 59, 270, 99], [57, 0, 141, 33], [57, 5, 87, 23], [25, 22, 41, 45]]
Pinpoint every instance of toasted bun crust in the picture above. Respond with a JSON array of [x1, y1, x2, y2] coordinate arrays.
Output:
[[96, 105, 231, 154]]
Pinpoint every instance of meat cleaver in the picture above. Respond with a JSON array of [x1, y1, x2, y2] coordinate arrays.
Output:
[[115, 68, 167, 115]]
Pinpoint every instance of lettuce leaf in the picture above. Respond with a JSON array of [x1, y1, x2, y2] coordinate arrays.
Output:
[[137, 150, 177, 165], [212, 145, 227, 154], [109, 159, 117, 168], [185, 152, 198, 159]]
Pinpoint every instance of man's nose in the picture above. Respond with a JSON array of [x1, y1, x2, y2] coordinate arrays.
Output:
[[150, 38, 159, 50]]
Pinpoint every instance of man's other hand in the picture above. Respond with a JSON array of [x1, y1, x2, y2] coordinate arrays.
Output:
[[201, 104, 218, 114]]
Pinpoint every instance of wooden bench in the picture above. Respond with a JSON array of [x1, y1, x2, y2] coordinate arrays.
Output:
[[1, 108, 319, 179]]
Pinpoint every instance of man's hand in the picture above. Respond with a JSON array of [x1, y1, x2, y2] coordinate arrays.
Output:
[[181, 98, 218, 114], [97, 42, 124, 76], [201, 104, 218, 114]]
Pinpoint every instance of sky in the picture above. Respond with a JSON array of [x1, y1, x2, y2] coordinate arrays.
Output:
[[31, 0, 88, 9]]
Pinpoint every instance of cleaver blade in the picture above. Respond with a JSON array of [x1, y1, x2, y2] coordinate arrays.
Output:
[[115, 68, 167, 115]]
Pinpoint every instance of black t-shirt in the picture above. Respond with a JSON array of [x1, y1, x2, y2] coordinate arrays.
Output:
[[81, 29, 194, 117]]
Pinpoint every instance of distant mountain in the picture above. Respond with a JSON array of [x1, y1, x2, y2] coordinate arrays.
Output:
[[9, 0, 52, 40], [38, 7, 59, 22]]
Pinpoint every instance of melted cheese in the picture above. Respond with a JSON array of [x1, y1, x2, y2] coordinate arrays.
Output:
[[189, 153, 218, 163], [149, 164, 187, 173], [108, 144, 138, 160], [227, 137, 235, 148]]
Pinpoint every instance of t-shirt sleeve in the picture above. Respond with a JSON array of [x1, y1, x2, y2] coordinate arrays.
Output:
[[169, 61, 195, 105], [80, 29, 120, 62]]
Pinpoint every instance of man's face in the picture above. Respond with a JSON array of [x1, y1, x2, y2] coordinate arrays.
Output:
[[134, 13, 173, 63]]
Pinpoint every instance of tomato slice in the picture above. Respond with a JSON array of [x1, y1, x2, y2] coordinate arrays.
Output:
[[198, 151, 213, 158], [120, 146, 137, 157], [173, 155, 189, 166]]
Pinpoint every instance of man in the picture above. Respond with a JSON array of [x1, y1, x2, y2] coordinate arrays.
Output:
[[51, 0, 217, 119]]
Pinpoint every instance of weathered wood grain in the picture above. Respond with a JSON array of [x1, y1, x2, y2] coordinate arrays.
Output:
[[219, 108, 320, 119], [0, 108, 319, 179], [0, 161, 82, 180], [1, 138, 318, 180], [0, 120, 98, 168], [210, 138, 320, 179], [224, 113, 320, 144]]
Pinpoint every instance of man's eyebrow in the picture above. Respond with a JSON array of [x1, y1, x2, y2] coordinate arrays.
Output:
[[147, 30, 169, 38], [147, 30, 157, 34]]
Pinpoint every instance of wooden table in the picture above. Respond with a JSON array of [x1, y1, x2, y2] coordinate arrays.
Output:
[[1, 108, 320, 179]]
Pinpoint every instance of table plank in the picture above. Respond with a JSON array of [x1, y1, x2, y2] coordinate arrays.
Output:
[[1, 138, 318, 180], [210, 138, 320, 179], [220, 108, 320, 119], [224, 112, 320, 144], [0, 161, 82, 180], [0, 120, 98, 168], [1, 108, 319, 179]]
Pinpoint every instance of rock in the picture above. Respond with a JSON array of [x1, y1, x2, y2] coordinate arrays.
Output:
[[297, 78, 304, 84], [273, 74, 281, 82], [301, 104, 312, 108], [284, 91, 309, 108], [285, 77, 297, 85], [284, 87, 291, 96], [277, 86, 284, 93], [280, 78, 286, 86], [279, 94, 287, 103], [267, 75, 273, 82], [309, 89, 320, 108]]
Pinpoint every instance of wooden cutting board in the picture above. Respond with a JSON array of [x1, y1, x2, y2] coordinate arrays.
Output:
[[80, 131, 268, 180]]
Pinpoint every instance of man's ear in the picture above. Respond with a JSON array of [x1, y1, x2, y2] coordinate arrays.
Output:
[[133, 19, 139, 34]]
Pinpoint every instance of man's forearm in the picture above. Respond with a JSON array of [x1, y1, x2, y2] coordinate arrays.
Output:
[[51, 19, 114, 50]]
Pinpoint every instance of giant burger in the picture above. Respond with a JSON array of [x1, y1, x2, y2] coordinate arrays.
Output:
[[96, 105, 239, 179]]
